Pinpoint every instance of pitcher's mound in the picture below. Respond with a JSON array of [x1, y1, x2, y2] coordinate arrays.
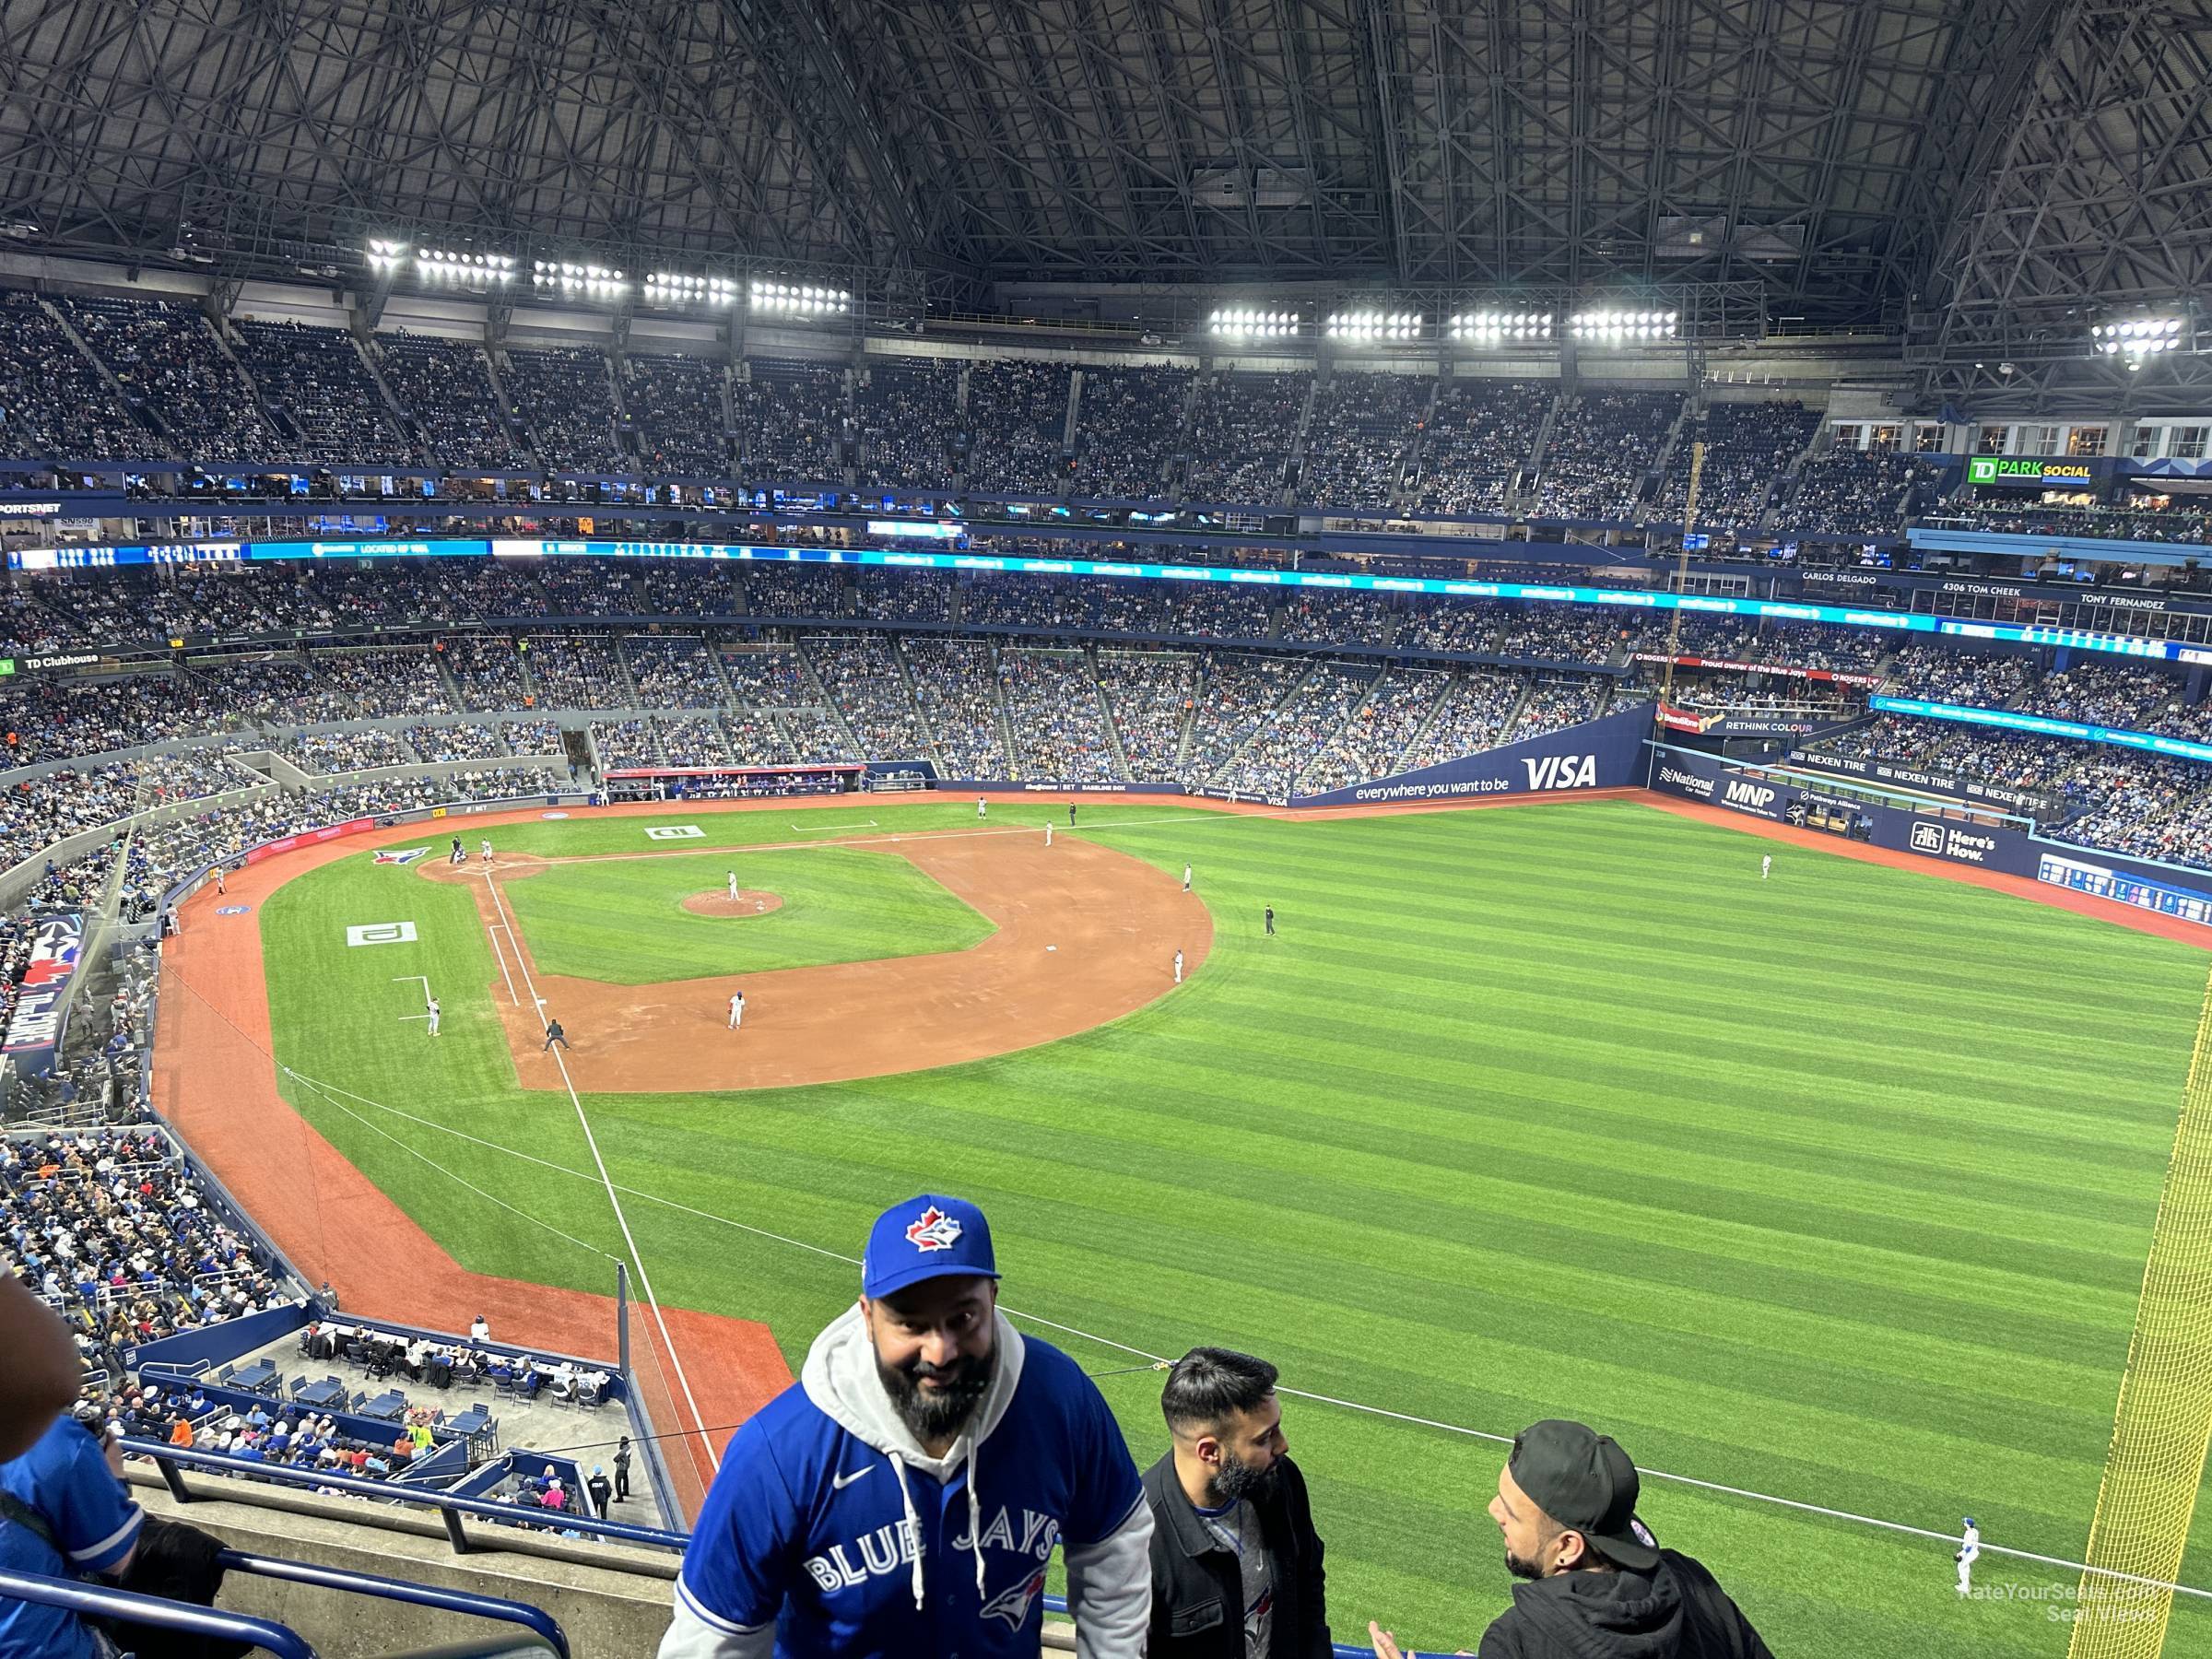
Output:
[[681, 890, 784, 918]]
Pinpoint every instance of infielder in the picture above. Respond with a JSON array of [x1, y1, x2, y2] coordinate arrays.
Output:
[[1955, 1517, 1980, 1595], [1044, 821, 1053, 848], [1172, 949, 1183, 984], [426, 996, 441, 1037], [726, 870, 739, 900], [1760, 854, 1771, 880], [977, 794, 987, 819], [1182, 863, 1192, 892], [727, 990, 745, 1030]]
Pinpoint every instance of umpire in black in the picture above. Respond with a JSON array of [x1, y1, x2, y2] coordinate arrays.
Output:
[[1143, 1347, 1330, 1658]]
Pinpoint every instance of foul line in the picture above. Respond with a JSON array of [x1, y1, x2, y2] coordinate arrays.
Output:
[[477, 868, 722, 1477], [268, 1065, 2212, 1603], [485, 924, 519, 1006]]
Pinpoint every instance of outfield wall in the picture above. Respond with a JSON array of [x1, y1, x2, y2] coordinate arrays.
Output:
[[1647, 745, 2212, 926], [1291, 703, 1655, 807]]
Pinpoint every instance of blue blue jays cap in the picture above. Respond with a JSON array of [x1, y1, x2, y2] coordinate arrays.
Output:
[[863, 1194, 1000, 1300]]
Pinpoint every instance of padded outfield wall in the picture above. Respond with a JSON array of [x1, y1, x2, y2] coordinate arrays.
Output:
[[1648, 745, 2212, 930], [1291, 703, 1655, 807]]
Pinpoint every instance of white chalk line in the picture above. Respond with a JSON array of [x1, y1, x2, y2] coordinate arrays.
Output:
[[271, 1066, 2212, 1602], [477, 869, 722, 1481]]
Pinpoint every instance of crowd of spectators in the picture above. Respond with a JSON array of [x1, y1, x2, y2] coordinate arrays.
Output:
[[1407, 379, 1553, 516], [1296, 667, 1452, 792], [521, 636, 629, 709], [621, 636, 723, 707], [624, 353, 732, 477], [636, 563, 742, 617], [655, 715, 737, 768], [1276, 591, 1397, 647], [502, 345, 626, 474], [852, 570, 954, 624], [854, 358, 960, 491], [1394, 598, 1508, 655], [231, 321, 415, 466], [1094, 651, 1194, 774], [535, 561, 636, 617], [1786, 447, 1940, 535], [55, 295, 285, 462], [1180, 653, 1305, 779], [0, 290, 166, 461], [439, 636, 534, 709], [1068, 365, 1193, 499], [808, 637, 938, 763], [375, 334, 531, 471], [1295, 373, 1427, 509], [735, 359, 844, 483], [1648, 400, 1818, 531], [739, 564, 850, 619], [2019, 662, 2197, 735], [2, 1126, 294, 1386], [592, 719, 660, 770], [962, 361, 1073, 495], [403, 723, 511, 762], [1184, 371, 1308, 504], [1660, 617, 1890, 676], [1394, 670, 1525, 772], [308, 649, 455, 717], [1508, 675, 1606, 740], [1496, 608, 1631, 664], [1882, 645, 2033, 705], [283, 730, 410, 774], [1215, 663, 1374, 796], [900, 639, 1007, 774], [1527, 390, 1679, 520], [999, 650, 1119, 780]]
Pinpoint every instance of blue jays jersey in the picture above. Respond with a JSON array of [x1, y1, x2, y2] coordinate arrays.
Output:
[[677, 1334, 1143, 1659]]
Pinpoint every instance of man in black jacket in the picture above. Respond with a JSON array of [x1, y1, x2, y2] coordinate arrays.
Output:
[[1143, 1347, 1330, 1659], [1371, 1419, 1771, 1659]]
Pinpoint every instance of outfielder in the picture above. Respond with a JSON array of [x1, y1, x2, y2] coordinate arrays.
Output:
[[727, 990, 745, 1030], [1044, 821, 1053, 848], [1760, 854, 1771, 880], [426, 996, 441, 1038], [1955, 1517, 1980, 1595], [977, 794, 987, 819]]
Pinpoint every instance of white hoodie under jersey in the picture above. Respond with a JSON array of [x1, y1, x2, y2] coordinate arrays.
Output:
[[659, 1304, 1152, 1658]]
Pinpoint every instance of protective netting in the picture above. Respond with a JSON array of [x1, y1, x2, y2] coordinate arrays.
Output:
[[2068, 967, 2212, 1658]]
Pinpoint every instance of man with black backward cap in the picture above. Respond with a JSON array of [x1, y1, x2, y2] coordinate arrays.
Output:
[[1371, 1419, 1771, 1659]]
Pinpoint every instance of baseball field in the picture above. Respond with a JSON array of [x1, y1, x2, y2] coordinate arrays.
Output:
[[162, 794, 2212, 1657]]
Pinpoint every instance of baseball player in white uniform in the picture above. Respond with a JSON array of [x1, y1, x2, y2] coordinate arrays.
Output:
[[480, 839, 492, 864], [426, 996, 441, 1037], [1955, 1517, 1980, 1594], [1182, 863, 1192, 892], [976, 794, 987, 818], [1760, 854, 1771, 880], [727, 990, 745, 1030], [726, 870, 739, 900], [1172, 949, 1183, 984], [1044, 821, 1053, 847]]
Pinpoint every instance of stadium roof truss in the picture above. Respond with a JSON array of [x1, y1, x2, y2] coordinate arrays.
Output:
[[0, 0, 2204, 383]]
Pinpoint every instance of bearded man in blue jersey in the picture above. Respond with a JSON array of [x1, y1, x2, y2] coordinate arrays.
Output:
[[660, 1194, 1152, 1659]]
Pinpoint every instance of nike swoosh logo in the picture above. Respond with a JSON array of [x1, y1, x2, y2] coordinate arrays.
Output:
[[831, 1466, 875, 1491]]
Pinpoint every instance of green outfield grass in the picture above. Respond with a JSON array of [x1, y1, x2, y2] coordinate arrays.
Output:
[[254, 796, 2212, 1657], [496, 847, 993, 982]]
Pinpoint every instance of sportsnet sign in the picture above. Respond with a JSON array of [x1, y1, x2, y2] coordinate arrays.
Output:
[[1633, 652, 1885, 688], [1, 912, 83, 1071]]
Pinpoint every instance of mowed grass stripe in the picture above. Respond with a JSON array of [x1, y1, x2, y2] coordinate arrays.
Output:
[[253, 797, 2212, 1659]]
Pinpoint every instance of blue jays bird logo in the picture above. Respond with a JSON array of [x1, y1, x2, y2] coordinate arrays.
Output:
[[980, 1567, 1046, 1629], [905, 1206, 962, 1253]]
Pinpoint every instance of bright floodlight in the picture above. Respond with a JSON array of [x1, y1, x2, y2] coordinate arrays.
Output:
[[1571, 306, 1678, 343], [2095, 315, 2186, 359]]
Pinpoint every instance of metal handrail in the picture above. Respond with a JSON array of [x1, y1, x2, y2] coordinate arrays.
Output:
[[127, 1439, 688, 1554], [218, 1548, 571, 1659], [0, 1562, 316, 1659]]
